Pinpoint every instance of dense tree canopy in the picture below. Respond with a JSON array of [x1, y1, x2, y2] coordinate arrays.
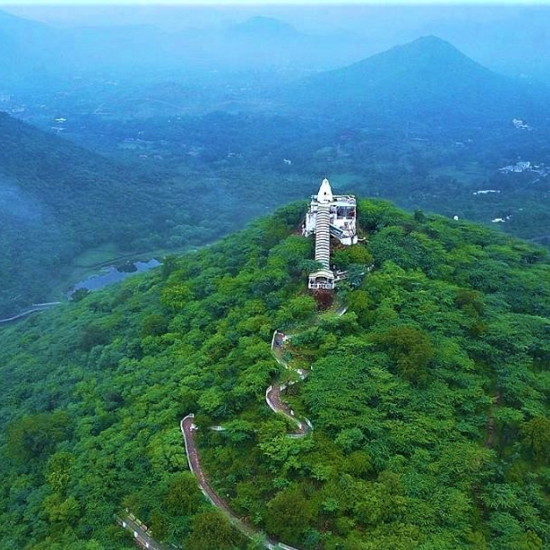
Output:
[[0, 199, 549, 549]]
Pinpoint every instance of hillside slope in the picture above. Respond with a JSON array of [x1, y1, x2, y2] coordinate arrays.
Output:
[[0, 112, 168, 316], [0, 200, 549, 549]]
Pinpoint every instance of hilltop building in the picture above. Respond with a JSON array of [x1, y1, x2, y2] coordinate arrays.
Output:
[[303, 178, 357, 291]]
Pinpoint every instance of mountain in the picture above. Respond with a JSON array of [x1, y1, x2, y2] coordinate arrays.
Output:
[[0, 9, 365, 82], [413, 7, 550, 85], [0, 200, 549, 548], [285, 35, 550, 126]]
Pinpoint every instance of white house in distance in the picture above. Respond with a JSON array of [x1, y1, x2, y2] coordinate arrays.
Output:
[[303, 178, 357, 291]]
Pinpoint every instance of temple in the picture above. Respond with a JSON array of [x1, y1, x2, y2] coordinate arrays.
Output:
[[303, 178, 357, 291]]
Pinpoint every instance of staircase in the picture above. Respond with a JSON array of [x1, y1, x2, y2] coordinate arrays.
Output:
[[315, 204, 331, 270]]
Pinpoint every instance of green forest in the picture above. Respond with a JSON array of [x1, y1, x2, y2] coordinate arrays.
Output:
[[0, 199, 549, 549]]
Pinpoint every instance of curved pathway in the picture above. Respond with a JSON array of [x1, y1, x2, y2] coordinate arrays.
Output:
[[267, 330, 313, 437], [181, 415, 298, 550], [179, 306, 349, 548], [179, 326, 317, 549], [0, 302, 61, 324], [123, 306, 348, 548], [265, 383, 312, 437]]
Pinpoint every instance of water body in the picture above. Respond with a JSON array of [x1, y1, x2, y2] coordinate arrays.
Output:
[[1, 259, 162, 325], [68, 259, 161, 297]]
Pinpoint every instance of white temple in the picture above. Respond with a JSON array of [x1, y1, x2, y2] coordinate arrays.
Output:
[[303, 178, 357, 291]]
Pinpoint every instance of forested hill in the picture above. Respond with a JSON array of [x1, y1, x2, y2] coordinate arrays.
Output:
[[0, 111, 308, 317], [1, 200, 549, 549], [0, 111, 170, 316]]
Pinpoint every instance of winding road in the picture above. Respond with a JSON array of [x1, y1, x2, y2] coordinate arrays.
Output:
[[122, 307, 349, 548], [180, 415, 285, 548], [179, 327, 313, 549]]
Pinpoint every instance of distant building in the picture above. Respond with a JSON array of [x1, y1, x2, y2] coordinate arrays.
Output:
[[512, 118, 531, 130], [303, 178, 357, 291], [499, 161, 532, 174]]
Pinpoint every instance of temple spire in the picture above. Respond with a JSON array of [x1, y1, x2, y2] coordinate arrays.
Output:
[[317, 178, 333, 203]]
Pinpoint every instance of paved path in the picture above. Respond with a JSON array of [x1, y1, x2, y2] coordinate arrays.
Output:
[[265, 383, 312, 437], [0, 302, 61, 324], [268, 330, 315, 437], [126, 307, 349, 549], [116, 515, 167, 550], [177, 322, 328, 549], [180, 415, 298, 550]]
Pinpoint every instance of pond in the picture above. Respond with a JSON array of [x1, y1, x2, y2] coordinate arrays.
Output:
[[68, 258, 161, 297]]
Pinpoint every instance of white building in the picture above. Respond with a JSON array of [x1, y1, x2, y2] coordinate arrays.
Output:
[[303, 178, 357, 291]]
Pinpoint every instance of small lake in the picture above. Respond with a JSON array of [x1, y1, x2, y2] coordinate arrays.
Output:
[[68, 259, 161, 297]]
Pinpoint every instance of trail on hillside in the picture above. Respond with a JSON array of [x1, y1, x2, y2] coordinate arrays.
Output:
[[179, 306, 348, 548]]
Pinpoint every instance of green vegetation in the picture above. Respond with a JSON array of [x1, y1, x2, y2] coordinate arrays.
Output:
[[1, 200, 549, 549], [0, 112, 288, 316]]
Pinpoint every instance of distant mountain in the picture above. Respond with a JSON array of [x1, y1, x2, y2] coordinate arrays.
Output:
[[0, 8, 364, 82], [413, 8, 550, 85], [285, 35, 550, 126], [227, 16, 303, 41], [0, 8, 62, 85]]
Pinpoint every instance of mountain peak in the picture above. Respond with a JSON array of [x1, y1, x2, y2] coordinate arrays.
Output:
[[410, 34, 454, 48], [332, 33, 491, 84], [290, 34, 544, 125], [387, 34, 479, 66]]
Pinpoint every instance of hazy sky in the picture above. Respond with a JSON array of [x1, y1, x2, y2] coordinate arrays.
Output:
[[2, 2, 547, 38], [3, 0, 550, 4]]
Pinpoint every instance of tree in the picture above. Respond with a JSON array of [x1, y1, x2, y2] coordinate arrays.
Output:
[[165, 472, 203, 516], [265, 486, 314, 543], [186, 511, 241, 550], [521, 417, 550, 461], [140, 314, 168, 338], [373, 326, 434, 384], [6, 412, 71, 463]]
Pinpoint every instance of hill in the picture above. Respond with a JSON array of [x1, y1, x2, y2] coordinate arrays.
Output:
[[286, 36, 550, 126], [0, 111, 315, 318], [0, 112, 172, 316], [0, 200, 549, 549], [0, 9, 64, 87]]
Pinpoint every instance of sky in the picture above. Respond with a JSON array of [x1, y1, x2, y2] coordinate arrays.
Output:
[[2, 0, 550, 4], [4, 1, 548, 35]]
